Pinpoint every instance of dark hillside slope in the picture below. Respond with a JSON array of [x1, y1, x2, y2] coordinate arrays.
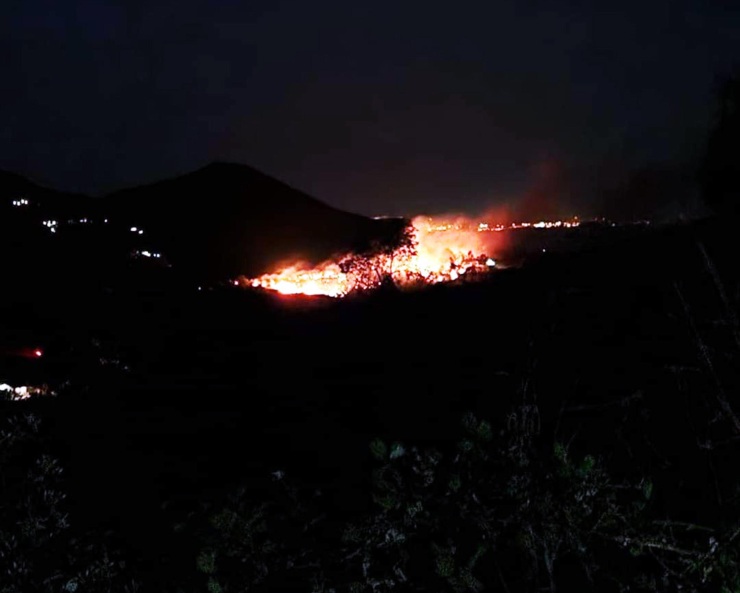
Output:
[[0, 170, 95, 219], [103, 162, 405, 280], [0, 172, 103, 308]]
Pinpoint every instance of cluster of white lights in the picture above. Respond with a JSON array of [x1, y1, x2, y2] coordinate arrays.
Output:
[[42, 218, 112, 233], [0, 383, 30, 399], [423, 218, 581, 234], [133, 249, 162, 259], [476, 219, 581, 232], [0, 382, 55, 401], [16, 204, 158, 263]]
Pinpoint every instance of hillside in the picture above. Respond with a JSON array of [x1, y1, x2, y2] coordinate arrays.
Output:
[[4, 212, 740, 591], [0, 170, 95, 220], [102, 162, 406, 280]]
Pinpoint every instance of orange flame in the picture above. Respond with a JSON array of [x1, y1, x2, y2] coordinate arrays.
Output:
[[242, 215, 508, 297]]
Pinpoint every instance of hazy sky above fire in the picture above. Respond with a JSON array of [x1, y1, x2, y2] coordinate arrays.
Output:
[[1, 0, 738, 219]]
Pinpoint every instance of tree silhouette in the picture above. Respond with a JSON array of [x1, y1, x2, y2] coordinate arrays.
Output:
[[700, 72, 740, 213], [339, 220, 418, 291]]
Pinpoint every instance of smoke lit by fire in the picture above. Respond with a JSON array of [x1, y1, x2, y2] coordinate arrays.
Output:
[[242, 215, 578, 298]]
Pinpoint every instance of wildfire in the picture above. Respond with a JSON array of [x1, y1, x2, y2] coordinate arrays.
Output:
[[242, 215, 507, 298], [242, 215, 580, 298], [248, 262, 349, 298]]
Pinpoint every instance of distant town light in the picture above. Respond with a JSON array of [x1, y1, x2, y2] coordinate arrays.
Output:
[[0, 382, 55, 400]]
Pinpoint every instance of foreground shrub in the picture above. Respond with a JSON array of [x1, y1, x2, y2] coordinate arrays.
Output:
[[0, 413, 139, 593], [183, 397, 740, 593]]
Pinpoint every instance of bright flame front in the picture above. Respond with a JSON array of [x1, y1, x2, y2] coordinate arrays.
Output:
[[253, 263, 349, 298], [243, 215, 507, 298]]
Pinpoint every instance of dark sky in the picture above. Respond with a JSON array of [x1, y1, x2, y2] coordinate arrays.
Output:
[[1, 0, 738, 217]]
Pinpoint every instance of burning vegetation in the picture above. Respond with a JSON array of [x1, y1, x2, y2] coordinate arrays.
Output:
[[242, 215, 529, 297]]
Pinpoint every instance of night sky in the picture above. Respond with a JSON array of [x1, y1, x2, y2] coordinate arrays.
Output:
[[1, 0, 738, 217]]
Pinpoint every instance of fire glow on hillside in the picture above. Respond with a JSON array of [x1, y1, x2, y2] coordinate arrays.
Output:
[[238, 215, 536, 297], [242, 215, 580, 297], [241, 216, 496, 297]]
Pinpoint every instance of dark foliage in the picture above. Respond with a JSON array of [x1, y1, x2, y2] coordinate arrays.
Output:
[[0, 414, 139, 593], [700, 72, 740, 214]]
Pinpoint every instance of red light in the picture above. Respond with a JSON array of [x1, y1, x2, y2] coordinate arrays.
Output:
[[34, 349, 43, 358]]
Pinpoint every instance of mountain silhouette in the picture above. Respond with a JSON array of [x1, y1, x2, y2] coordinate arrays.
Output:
[[0, 170, 94, 220], [102, 162, 404, 280], [0, 164, 406, 283]]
